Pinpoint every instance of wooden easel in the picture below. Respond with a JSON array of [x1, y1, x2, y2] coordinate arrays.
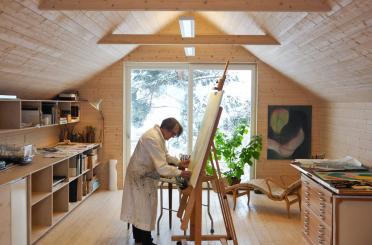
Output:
[[172, 61, 238, 245]]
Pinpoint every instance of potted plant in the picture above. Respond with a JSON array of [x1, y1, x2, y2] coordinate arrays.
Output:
[[207, 123, 262, 186]]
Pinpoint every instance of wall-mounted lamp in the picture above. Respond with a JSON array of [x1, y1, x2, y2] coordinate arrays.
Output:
[[89, 98, 104, 143], [89, 98, 102, 112], [179, 16, 195, 38], [184, 46, 195, 56]]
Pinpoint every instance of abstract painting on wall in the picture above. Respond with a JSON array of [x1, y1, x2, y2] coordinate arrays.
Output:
[[267, 105, 312, 160]]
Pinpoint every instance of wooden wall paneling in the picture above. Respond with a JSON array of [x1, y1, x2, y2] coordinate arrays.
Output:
[[78, 61, 124, 190], [0, 0, 131, 98], [82, 11, 132, 55], [0, 126, 60, 148], [79, 34, 322, 189], [123, 45, 258, 62], [245, 0, 372, 102], [76, 13, 325, 188], [255, 62, 325, 181], [319, 102, 372, 168], [200, 12, 265, 35], [0, 0, 370, 102], [0, 0, 370, 103]]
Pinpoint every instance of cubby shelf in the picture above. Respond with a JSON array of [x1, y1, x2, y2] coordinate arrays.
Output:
[[52, 211, 67, 224], [26, 144, 102, 244], [31, 225, 50, 243], [31, 192, 52, 206], [0, 99, 80, 134], [52, 181, 69, 193]]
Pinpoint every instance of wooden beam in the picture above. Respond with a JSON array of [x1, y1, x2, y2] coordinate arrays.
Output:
[[39, 0, 331, 12], [99, 34, 280, 45]]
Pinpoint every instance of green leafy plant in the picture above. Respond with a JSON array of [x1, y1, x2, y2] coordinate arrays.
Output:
[[206, 123, 262, 185]]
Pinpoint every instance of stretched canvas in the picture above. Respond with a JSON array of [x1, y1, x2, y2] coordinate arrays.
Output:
[[267, 105, 311, 160], [189, 90, 223, 187]]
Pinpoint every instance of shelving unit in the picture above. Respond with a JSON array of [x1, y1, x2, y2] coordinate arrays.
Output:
[[31, 167, 52, 206], [0, 99, 80, 133], [0, 143, 102, 244], [28, 145, 101, 244], [52, 185, 69, 224], [31, 196, 52, 242]]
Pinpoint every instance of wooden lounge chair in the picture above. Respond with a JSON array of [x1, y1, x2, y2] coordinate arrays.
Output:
[[226, 176, 301, 218]]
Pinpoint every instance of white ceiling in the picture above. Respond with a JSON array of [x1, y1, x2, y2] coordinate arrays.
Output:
[[0, 0, 371, 102]]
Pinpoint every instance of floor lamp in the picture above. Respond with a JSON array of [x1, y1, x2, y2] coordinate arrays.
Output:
[[89, 99, 104, 143]]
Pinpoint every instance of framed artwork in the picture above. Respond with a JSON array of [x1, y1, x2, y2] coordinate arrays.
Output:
[[267, 105, 312, 160]]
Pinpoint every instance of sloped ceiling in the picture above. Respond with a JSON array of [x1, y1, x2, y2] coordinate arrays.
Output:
[[0, 0, 371, 102], [201, 0, 372, 102], [0, 0, 179, 98]]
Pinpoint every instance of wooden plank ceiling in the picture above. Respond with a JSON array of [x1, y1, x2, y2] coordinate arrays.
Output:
[[0, 0, 371, 102]]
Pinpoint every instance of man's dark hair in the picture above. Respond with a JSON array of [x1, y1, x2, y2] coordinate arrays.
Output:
[[160, 117, 183, 137]]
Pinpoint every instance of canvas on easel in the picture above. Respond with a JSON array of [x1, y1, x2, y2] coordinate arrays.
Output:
[[172, 61, 238, 245], [189, 90, 223, 187]]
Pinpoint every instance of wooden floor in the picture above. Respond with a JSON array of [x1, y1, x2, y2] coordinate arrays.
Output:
[[36, 189, 304, 245]]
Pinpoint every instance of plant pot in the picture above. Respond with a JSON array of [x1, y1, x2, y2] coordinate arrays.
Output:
[[224, 177, 241, 195], [230, 177, 241, 186]]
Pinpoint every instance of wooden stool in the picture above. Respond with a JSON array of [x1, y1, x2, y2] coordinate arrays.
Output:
[[157, 178, 215, 234]]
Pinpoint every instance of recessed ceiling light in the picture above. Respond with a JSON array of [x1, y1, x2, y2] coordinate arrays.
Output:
[[179, 16, 195, 38], [184, 46, 195, 56]]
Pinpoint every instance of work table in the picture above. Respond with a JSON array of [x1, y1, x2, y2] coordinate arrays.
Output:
[[291, 163, 372, 245], [0, 142, 101, 244], [291, 162, 372, 195], [0, 143, 99, 185]]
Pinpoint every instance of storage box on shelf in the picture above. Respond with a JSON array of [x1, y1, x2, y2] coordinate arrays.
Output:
[[41, 102, 58, 125]]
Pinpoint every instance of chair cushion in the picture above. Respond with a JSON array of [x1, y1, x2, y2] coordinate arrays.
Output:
[[247, 179, 284, 198]]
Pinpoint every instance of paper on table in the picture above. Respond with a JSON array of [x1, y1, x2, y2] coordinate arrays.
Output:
[[313, 156, 362, 167]]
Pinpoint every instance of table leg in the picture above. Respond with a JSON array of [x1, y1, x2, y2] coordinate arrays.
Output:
[[168, 182, 172, 229], [157, 182, 164, 235]]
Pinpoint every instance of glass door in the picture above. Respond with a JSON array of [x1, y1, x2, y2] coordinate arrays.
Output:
[[190, 64, 255, 180], [125, 64, 189, 158], [125, 63, 256, 179]]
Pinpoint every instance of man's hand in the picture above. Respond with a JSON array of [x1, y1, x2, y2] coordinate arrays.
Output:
[[179, 159, 190, 169], [180, 170, 191, 179]]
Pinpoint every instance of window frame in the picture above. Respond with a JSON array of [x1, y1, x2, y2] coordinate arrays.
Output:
[[124, 62, 257, 177]]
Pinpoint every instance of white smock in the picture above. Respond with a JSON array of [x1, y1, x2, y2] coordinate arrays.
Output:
[[120, 125, 182, 231]]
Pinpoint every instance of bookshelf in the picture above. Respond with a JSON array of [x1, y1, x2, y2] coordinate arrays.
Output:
[[0, 143, 101, 244], [31, 145, 101, 243]]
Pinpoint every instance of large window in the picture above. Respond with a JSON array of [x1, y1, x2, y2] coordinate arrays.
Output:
[[129, 67, 189, 156], [125, 63, 256, 179]]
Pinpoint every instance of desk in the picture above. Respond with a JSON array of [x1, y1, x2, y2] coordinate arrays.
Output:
[[291, 163, 372, 245], [157, 178, 214, 235]]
